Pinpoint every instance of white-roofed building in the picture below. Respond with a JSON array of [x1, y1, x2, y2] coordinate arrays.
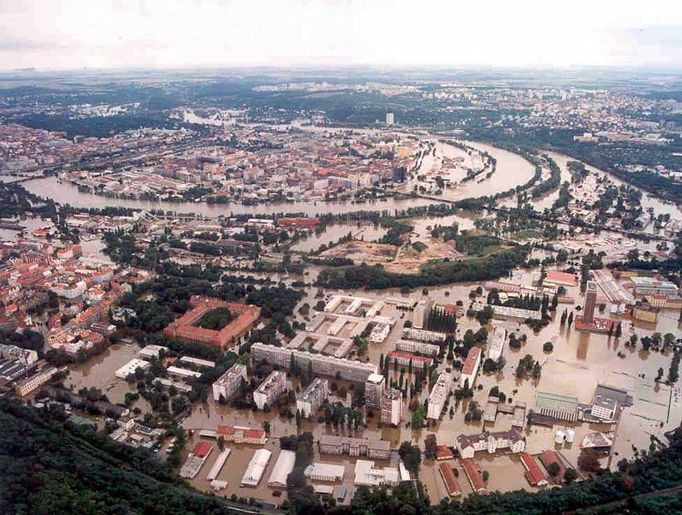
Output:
[[268, 450, 296, 488], [241, 449, 272, 487]]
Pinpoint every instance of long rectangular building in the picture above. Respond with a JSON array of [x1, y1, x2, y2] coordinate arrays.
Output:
[[395, 339, 441, 357], [427, 372, 453, 420], [319, 435, 391, 460], [251, 342, 376, 383]]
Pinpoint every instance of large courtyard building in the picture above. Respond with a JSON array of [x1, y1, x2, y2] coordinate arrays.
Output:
[[163, 296, 260, 349]]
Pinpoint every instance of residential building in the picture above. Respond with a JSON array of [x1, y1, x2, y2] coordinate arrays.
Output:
[[212, 363, 247, 402], [296, 377, 328, 418], [387, 350, 433, 369], [253, 370, 287, 410], [251, 342, 377, 383], [381, 387, 402, 426], [395, 339, 441, 357], [427, 372, 453, 420], [216, 425, 267, 445], [14, 365, 58, 396], [364, 373, 385, 410]]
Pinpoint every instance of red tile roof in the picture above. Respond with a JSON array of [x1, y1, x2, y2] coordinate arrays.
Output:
[[545, 271, 578, 285], [520, 452, 546, 486], [436, 445, 454, 460], [438, 462, 461, 497], [192, 441, 213, 458], [461, 347, 481, 376], [460, 458, 486, 492]]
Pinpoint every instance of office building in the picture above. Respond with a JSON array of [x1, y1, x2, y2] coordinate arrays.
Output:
[[386, 113, 395, 125]]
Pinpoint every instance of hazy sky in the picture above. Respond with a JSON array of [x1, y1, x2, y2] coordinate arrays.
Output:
[[1, 0, 681, 71]]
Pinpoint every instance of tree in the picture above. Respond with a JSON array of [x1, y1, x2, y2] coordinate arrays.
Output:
[[412, 404, 426, 429], [398, 441, 422, 477], [567, 311, 574, 327], [560, 310, 567, 326], [424, 434, 437, 460], [564, 468, 579, 483], [482, 470, 490, 482], [543, 341, 553, 353], [262, 421, 271, 434], [217, 436, 225, 451], [547, 461, 561, 477], [578, 449, 601, 473]]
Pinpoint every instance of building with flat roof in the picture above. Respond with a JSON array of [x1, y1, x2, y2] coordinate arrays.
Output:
[[402, 327, 446, 343], [387, 350, 433, 369], [487, 326, 506, 361], [427, 372, 453, 420], [306, 462, 345, 482], [591, 395, 618, 421], [296, 377, 328, 418], [395, 339, 441, 357], [364, 373, 385, 410], [354, 460, 399, 487], [138, 344, 168, 360], [253, 370, 287, 410], [115, 358, 149, 379], [630, 276, 679, 297], [211, 363, 247, 402], [251, 342, 377, 383], [535, 391, 579, 422], [319, 435, 391, 460], [381, 387, 402, 426]]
